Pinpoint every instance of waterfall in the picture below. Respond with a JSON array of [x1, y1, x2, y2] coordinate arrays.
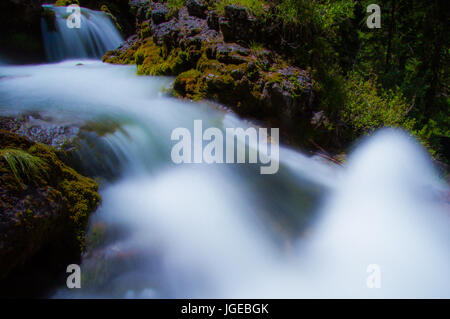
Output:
[[0, 61, 448, 298], [41, 5, 123, 62]]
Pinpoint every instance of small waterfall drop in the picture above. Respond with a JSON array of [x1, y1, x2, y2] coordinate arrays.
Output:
[[41, 5, 123, 62], [0, 61, 448, 298]]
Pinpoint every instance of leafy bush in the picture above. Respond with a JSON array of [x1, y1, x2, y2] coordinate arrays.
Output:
[[213, 0, 267, 16], [167, 0, 185, 11], [341, 71, 415, 138], [275, 0, 356, 35]]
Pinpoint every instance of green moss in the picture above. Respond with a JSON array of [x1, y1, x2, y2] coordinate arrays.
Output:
[[140, 20, 152, 39], [265, 72, 283, 84], [197, 55, 223, 72], [167, 0, 185, 16], [174, 69, 205, 100], [80, 119, 124, 137], [134, 40, 200, 76], [103, 45, 138, 64], [54, 0, 80, 6], [26, 142, 100, 251], [134, 40, 163, 75], [0, 130, 101, 268], [249, 41, 265, 52], [100, 5, 111, 14]]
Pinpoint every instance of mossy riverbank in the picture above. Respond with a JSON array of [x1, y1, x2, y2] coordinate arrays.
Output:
[[103, 0, 448, 168], [0, 126, 101, 296]]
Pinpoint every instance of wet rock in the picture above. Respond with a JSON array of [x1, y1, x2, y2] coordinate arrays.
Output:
[[152, 19, 178, 46], [0, 129, 100, 280], [151, 3, 169, 25], [103, 1, 314, 141], [207, 11, 220, 31], [219, 5, 258, 43], [186, 0, 207, 19], [0, 114, 79, 150], [311, 111, 329, 128], [103, 34, 139, 64], [212, 42, 251, 64]]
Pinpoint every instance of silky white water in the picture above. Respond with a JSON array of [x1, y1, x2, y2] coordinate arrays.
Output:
[[0, 60, 448, 298], [0, 6, 448, 297]]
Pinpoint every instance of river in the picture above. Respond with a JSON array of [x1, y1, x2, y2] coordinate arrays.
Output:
[[0, 5, 448, 298]]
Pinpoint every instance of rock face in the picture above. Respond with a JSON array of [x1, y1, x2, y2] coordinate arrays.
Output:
[[186, 0, 207, 18], [0, 0, 45, 62], [0, 114, 80, 150], [219, 5, 259, 43], [0, 125, 101, 283], [104, 2, 315, 139]]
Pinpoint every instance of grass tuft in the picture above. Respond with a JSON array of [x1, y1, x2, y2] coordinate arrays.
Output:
[[0, 148, 47, 183]]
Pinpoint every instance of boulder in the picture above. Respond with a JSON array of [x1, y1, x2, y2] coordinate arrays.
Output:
[[0, 129, 101, 281], [207, 11, 220, 31], [151, 2, 169, 25], [186, 0, 207, 19], [219, 5, 259, 43]]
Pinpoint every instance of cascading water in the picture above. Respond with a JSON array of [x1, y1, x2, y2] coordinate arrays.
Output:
[[41, 5, 122, 61], [0, 6, 448, 298]]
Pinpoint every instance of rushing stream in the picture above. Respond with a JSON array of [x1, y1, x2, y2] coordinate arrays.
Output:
[[0, 6, 449, 298]]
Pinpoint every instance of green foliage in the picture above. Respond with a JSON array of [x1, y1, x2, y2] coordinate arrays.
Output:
[[248, 41, 264, 52], [214, 0, 267, 16], [113, 0, 449, 162], [341, 72, 415, 137], [276, 0, 356, 34], [0, 148, 47, 183], [167, 0, 185, 14], [414, 112, 450, 158], [273, 0, 448, 161]]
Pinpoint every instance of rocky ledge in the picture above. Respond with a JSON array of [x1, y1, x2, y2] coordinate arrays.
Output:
[[0, 115, 102, 296], [104, 1, 318, 146]]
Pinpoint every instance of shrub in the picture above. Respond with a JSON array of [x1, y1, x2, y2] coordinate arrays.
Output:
[[341, 71, 415, 138], [213, 0, 267, 16]]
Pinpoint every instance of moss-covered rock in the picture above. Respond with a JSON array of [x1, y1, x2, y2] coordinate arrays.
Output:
[[54, 0, 80, 6], [174, 69, 204, 100], [0, 129, 101, 280], [103, 3, 314, 143]]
